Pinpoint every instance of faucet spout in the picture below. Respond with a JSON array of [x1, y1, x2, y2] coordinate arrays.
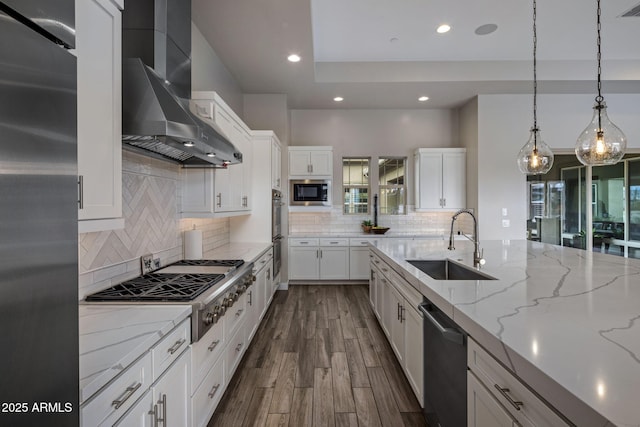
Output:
[[447, 209, 484, 268]]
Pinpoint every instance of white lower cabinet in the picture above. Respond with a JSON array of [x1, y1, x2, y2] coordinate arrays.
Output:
[[467, 338, 569, 427], [116, 349, 191, 426], [113, 391, 154, 427], [388, 283, 406, 364], [468, 371, 517, 427], [349, 238, 377, 280], [289, 238, 349, 280], [404, 303, 424, 405], [192, 356, 224, 427]]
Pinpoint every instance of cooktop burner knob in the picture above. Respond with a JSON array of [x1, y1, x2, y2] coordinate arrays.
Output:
[[238, 285, 247, 294], [204, 309, 218, 326]]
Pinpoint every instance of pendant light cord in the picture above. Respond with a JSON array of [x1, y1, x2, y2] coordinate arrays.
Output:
[[596, 0, 603, 130], [532, 0, 538, 148]]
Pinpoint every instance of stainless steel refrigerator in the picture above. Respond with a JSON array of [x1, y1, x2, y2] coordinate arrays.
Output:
[[0, 1, 78, 426]]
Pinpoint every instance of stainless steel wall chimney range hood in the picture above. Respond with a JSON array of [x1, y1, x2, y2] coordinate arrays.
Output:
[[121, 0, 241, 167]]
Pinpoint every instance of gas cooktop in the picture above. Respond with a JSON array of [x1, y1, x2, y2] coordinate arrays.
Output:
[[84, 259, 245, 302]]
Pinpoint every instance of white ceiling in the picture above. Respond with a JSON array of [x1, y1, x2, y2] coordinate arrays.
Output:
[[192, 0, 640, 109]]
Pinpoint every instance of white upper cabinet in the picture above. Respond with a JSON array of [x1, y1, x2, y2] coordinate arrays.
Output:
[[414, 148, 466, 211], [181, 92, 253, 217], [271, 139, 282, 190], [288, 146, 333, 178], [76, 0, 123, 230]]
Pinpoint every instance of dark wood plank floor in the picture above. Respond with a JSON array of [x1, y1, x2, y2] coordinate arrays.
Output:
[[208, 285, 427, 427]]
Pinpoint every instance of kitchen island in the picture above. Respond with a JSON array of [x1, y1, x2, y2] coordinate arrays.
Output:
[[371, 238, 640, 427]]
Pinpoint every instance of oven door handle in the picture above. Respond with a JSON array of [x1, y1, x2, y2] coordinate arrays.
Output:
[[419, 303, 464, 346]]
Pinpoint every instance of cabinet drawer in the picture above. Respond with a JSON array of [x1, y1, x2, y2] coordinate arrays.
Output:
[[81, 353, 152, 427], [255, 248, 274, 270], [192, 356, 225, 427], [225, 324, 246, 380], [191, 320, 224, 394], [319, 238, 349, 246], [389, 270, 422, 308], [349, 238, 376, 246], [224, 292, 247, 341], [152, 318, 190, 381], [468, 338, 569, 427], [290, 238, 319, 247]]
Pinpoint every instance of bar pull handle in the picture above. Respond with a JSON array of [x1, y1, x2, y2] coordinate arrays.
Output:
[[208, 339, 220, 352], [217, 193, 222, 207], [494, 385, 524, 411], [150, 404, 158, 427], [248, 290, 252, 306], [78, 175, 84, 210], [167, 338, 186, 355], [156, 394, 167, 425], [235, 342, 243, 352], [208, 383, 221, 398], [235, 308, 244, 317], [112, 382, 142, 409]]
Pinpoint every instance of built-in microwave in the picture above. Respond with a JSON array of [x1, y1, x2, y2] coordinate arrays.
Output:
[[290, 179, 331, 206]]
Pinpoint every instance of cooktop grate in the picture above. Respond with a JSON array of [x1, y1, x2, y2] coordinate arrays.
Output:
[[85, 273, 225, 302]]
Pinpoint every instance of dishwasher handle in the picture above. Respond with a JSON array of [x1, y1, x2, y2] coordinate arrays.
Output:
[[419, 303, 465, 346]]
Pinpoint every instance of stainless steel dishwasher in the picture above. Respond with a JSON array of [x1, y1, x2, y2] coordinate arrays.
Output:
[[419, 299, 467, 427]]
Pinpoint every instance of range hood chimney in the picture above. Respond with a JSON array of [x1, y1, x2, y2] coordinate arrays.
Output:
[[121, 0, 241, 167]]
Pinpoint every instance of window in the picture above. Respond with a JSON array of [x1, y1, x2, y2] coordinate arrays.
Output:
[[343, 158, 370, 214], [378, 157, 406, 215]]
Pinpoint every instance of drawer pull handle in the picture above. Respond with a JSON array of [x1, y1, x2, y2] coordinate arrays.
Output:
[[494, 385, 523, 411], [167, 338, 186, 355], [260, 260, 267, 264], [329, 241, 339, 244], [236, 309, 244, 317], [300, 242, 309, 244], [235, 343, 243, 352], [208, 383, 221, 398], [208, 340, 220, 352], [112, 382, 142, 409]]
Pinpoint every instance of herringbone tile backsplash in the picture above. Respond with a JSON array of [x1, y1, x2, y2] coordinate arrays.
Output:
[[78, 151, 230, 299]]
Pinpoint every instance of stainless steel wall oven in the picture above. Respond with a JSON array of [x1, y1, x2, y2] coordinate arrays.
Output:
[[272, 190, 283, 278]]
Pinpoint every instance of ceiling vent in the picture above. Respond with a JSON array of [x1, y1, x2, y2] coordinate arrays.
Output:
[[621, 2, 640, 17]]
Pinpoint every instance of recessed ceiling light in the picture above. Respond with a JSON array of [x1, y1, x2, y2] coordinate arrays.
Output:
[[475, 24, 498, 36], [436, 24, 451, 34], [418, 96, 429, 102], [334, 96, 344, 102], [287, 54, 301, 63]]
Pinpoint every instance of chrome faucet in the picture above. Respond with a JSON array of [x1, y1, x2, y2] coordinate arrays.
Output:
[[448, 209, 485, 268]]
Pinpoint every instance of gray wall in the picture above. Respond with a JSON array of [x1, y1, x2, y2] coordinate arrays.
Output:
[[290, 108, 460, 206], [191, 23, 244, 115], [459, 97, 479, 216]]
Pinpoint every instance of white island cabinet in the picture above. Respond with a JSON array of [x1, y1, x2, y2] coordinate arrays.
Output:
[[76, 0, 123, 231]]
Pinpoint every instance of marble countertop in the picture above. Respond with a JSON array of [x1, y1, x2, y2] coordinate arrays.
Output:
[[203, 241, 272, 261], [289, 232, 445, 239], [78, 305, 191, 403], [371, 238, 640, 427]]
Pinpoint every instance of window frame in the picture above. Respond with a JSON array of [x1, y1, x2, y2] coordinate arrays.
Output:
[[377, 156, 407, 216], [342, 157, 371, 215]]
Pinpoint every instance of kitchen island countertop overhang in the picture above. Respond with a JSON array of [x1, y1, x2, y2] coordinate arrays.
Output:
[[370, 238, 640, 427]]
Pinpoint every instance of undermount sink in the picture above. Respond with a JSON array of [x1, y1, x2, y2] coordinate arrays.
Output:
[[406, 259, 496, 281]]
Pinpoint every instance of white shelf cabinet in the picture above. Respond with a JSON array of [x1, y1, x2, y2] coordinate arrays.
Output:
[[182, 92, 253, 217], [414, 148, 466, 211], [76, 0, 123, 229], [288, 238, 349, 280], [288, 146, 333, 178]]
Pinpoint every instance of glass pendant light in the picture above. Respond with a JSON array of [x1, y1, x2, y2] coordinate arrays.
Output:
[[517, 0, 554, 175], [575, 0, 627, 166]]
